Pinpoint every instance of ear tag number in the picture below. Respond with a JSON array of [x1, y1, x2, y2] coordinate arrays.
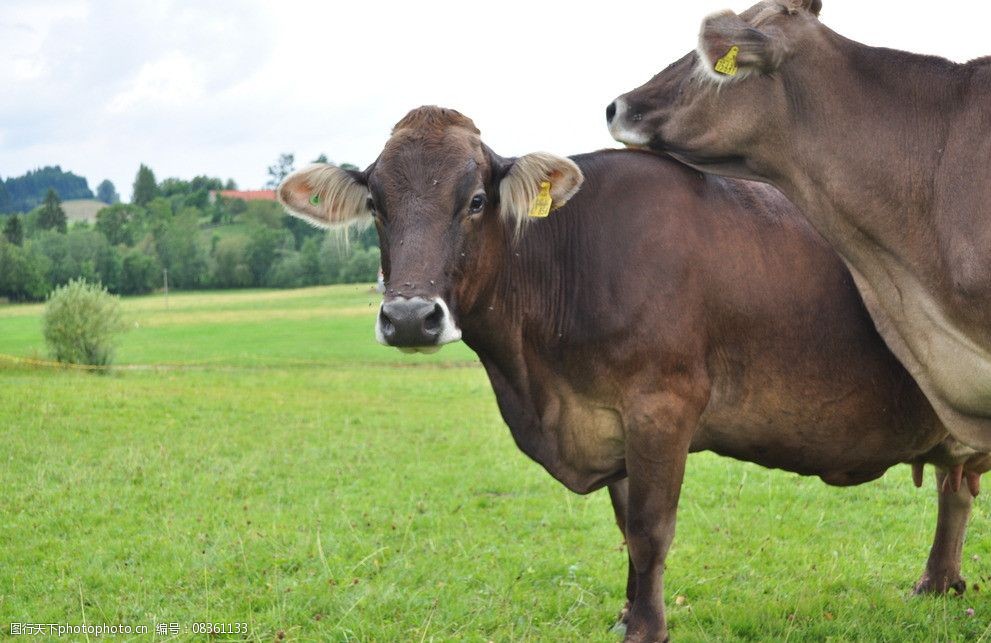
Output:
[[714, 45, 740, 76], [528, 181, 553, 218], [309, 193, 321, 206]]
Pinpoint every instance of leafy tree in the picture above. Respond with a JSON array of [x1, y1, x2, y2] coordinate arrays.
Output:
[[339, 247, 381, 283], [120, 248, 161, 295], [158, 177, 190, 198], [340, 163, 360, 172], [183, 189, 209, 210], [132, 164, 159, 206], [4, 215, 24, 246], [318, 234, 348, 282], [96, 179, 120, 204], [67, 228, 118, 289], [224, 178, 238, 190], [313, 154, 329, 163], [0, 180, 10, 212], [189, 175, 224, 193], [284, 215, 323, 249], [154, 207, 207, 288], [266, 153, 295, 188], [35, 231, 72, 284], [0, 239, 49, 300], [144, 197, 173, 226], [210, 195, 247, 225], [38, 189, 67, 233], [354, 223, 379, 250], [33, 228, 115, 288], [95, 204, 141, 246], [266, 252, 306, 288], [299, 235, 322, 285], [243, 200, 284, 229], [160, 175, 223, 212], [211, 235, 253, 287], [246, 225, 292, 283]]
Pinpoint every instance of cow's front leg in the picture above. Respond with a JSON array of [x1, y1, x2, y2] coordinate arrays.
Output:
[[623, 394, 699, 643], [607, 478, 635, 629], [913, 466, 977, 595]]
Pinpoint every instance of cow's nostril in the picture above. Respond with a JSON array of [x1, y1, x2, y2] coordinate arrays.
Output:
[[378, 308, 396, 338], [423, 303, 444, 335], [606, 101, 617, 124]]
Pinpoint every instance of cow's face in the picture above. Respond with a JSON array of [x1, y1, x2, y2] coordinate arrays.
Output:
[[607, 0, 823, 181], [278, 106, 582, 352]]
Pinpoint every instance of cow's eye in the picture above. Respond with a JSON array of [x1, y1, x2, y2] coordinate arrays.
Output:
[[468, 193, 486, 214], [366, 196, 379, 217]]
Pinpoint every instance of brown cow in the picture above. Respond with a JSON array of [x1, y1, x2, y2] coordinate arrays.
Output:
[[279, 107, 987, 642], [606, 0, 991, 460]]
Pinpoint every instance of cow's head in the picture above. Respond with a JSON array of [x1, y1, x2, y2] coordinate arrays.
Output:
[[278, 106, 582, 352], [607, 0, 823, 180]]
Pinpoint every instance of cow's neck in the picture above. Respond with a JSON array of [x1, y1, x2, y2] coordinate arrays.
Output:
[[765, 31, 991, 450], [769, 30, 987, 295], [456, 215, 610, 482]]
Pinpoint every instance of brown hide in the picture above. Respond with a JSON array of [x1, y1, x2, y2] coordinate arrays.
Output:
[[608, 0, 991, 458]]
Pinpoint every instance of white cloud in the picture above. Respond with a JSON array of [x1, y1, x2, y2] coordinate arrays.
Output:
[[0, 0, 988, 200], [107, 52, 206, 113]]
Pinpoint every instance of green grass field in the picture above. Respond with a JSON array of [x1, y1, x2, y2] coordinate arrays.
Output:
[[1, 285, 990, 641]]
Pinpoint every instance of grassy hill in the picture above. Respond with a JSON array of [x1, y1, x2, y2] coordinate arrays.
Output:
[[0, 286, 988, 640], [62, 198, 109, 222]]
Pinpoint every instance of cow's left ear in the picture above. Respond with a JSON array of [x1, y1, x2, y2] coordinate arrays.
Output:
[[698, 11, 788, 79], [788, 0, 822, 16], [497, 152, 583, 223], [278, 163, 371, 229]]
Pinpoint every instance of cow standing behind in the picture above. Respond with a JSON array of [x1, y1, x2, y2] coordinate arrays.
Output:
[[280, 107, 988, 642], [607, 0, 991, 458]]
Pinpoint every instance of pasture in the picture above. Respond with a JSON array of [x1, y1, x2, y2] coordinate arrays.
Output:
[[61, 199, 110, 223], [1, 284, 989, 641]]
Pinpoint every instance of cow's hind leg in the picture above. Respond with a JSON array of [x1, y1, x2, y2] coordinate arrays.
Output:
[[913, 466, 973, 595], [607, 478, 635, 630]]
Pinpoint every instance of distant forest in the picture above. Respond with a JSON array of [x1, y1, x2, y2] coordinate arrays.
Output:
[[1, 166, 97, 212], [0, 156, 379, 302]]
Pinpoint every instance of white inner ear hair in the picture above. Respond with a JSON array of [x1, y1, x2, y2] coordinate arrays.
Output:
[[279, 163, 372, 230], [499, 152, 581, 238], [694, 10, 760, 86]]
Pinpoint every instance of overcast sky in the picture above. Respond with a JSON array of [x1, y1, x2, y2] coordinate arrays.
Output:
[[3, 1, 989, 200]]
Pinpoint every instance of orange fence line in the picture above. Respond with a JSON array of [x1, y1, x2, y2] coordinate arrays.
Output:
[[0, 352, 479, 372]]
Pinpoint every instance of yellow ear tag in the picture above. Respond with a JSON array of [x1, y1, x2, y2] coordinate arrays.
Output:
[[714, 45, 740, 76], [528, 181, 553, 218]]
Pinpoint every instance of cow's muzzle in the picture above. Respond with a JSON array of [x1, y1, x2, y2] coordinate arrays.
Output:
[[606, 97, 651, 148], [376, 296, 461, 352]]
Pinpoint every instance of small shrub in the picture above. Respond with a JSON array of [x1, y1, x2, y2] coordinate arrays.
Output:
[[339, 247, 381, 284], [43, 279, 126, 367]]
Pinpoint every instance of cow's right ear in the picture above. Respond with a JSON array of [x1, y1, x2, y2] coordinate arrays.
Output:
[[697, 11, 787, 79], [278, 163, 371, 229]]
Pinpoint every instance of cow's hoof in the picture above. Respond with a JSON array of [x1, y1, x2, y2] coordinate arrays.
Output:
[[622, 615, 668, 643], [608, 601, 631, 635], [622, 632, 669, 643], [913, 572, 967, 595], [618, 600, 631, 624]]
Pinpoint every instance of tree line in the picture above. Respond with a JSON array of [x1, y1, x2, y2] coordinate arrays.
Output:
[[0, 156, 379, 302], [0, 166, 114, 213]]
